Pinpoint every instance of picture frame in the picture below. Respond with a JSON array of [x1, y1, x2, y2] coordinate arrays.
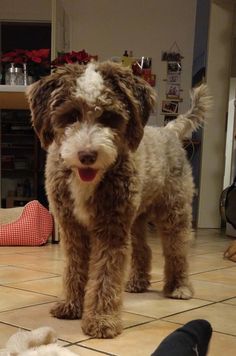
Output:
[[162, 100, 179, 114], [167, 73, 181, 84], [167, 61, 182, 73], [166, 83, 180, 99]]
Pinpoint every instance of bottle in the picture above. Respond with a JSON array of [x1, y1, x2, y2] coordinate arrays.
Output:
[[122, 50, 133, 68]]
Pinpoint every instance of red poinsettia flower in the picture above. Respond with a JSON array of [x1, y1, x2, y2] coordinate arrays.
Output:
[[32, 56, 42, 63], [37, 49, 50, 58], [0, 51, 17, 62], [0, 48, 50, 65], [51, 49, 97, 67]]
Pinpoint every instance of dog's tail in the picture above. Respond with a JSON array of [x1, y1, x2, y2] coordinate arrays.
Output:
[[165, 84, 212, 139]]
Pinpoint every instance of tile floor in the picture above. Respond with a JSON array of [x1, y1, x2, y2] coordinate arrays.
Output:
[[0, 228, 236, 355]]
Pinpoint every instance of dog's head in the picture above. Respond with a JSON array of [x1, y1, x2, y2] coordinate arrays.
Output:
[[26, 61, 156, 183]]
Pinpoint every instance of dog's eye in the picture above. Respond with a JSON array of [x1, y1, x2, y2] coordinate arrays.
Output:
[[56, 109, 81, 128], [98, 112, 124, 129]]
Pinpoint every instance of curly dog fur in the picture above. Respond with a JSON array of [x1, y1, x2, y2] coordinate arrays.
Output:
[[26, 61, 210, 338]]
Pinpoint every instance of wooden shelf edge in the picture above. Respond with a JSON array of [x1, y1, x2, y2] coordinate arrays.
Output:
[[0, 91, 28, 109]]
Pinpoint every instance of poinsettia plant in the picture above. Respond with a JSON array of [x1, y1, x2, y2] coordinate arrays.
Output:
[[0, 48, 50, 65], [0, 48, 51, 79], [0, 48, 98, 83], [51, 49, 97, 67]]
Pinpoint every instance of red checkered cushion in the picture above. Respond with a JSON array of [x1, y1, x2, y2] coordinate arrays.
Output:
[[0, 200, 53, 246]]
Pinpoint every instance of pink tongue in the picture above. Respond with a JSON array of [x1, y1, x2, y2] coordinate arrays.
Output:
[[78, 168, 97, 182]]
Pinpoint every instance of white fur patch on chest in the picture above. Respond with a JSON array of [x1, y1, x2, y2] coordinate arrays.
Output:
[[68, 172, 95, 227], [76, 63, 104, 104]]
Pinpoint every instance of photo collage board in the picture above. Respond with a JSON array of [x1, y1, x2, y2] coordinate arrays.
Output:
[[161, 43, 183, 126]]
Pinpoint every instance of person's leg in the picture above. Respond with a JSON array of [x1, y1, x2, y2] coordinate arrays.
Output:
[[151, 319, 212, 356]]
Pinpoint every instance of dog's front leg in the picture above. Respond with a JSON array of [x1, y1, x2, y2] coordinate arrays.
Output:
[[81, 226, 129, 338], [51, 225, 90, 320], [159, 204, 194, 300]]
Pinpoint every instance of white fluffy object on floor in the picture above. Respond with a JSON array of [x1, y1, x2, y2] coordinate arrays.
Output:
[[0, 327, 78, 355]]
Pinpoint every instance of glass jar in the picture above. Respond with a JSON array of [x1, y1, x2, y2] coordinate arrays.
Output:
[[5, 64, 24, 85]]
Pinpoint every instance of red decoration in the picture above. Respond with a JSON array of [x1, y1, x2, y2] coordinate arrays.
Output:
[[51, 49, 98, 67], [0, 49, 51, 80], [0, 48, 50, 66]]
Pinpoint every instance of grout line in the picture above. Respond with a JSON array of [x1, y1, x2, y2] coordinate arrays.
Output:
[[216, 296, 236, 303], [0, 301, 55, 315], [0, 263, 61, 276], [122, 318, 158, 330], [189, 265, 236, 276], [8, 252, 65, 262], [160, 301, 217, 319], [0, 284, 59, 298], [0, 320, 31, 331]]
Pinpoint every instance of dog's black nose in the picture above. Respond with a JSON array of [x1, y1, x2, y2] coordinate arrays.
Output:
[[78, 151, 97, 165]]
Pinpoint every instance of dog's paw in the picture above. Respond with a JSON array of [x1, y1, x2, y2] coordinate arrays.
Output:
[[224, 242, 236, 262], [164, 284, 193, 300], [50, 301, 82, 319], [125, 277, 150, 293], [82, 314, 123, 338]]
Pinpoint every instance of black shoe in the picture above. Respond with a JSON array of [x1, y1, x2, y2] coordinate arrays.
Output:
[[151, 319, 212, 356]]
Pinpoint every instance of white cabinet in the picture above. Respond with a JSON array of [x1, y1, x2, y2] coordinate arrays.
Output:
[[223, 78, 236, 237]]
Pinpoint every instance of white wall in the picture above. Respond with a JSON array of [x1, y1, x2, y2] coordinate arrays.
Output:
[[0, 0, 51, 21], [198, 0, 235, 228], [63, 0, 197, 125]]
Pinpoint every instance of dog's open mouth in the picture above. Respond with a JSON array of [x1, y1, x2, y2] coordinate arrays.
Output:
[[78, 168, 98, 182]]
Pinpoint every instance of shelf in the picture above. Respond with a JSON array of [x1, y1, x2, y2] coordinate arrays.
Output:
[[0, 85, 27, 92], [0, 86, 29, 109]]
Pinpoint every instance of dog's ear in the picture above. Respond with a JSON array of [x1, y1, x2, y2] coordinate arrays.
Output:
[[26, 65, 84, 150], [126, 75, 156, 151], [99, 62, 156, 151], [26, 76, 61, 150]]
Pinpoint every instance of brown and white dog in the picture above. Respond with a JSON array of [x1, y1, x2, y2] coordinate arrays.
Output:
[[26, 61, 210, 338]]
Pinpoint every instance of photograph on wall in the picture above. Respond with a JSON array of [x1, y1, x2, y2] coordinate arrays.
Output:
[[161, 100, 179, 114], [167, 72, 181, 84], [166, 83, 180, 99], [167, 61, 182, 73]]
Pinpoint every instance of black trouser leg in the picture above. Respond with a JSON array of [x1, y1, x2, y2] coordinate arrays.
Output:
[[151, 319, 212, 356]]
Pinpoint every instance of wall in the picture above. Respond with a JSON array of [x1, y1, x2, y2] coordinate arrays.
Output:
[[0, 0, 51, 22], [63, 0, 197, 125], [198, 0, 235, 228]]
